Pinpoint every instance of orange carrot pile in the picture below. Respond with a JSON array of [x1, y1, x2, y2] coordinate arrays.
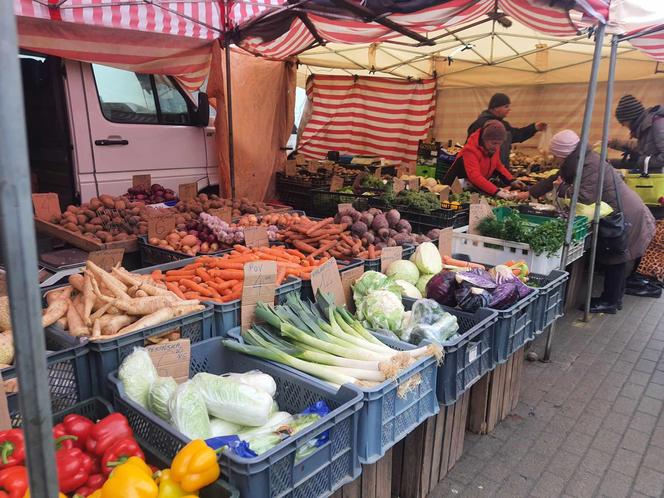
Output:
[[277, 217, 383, 260], [150, 245, 331, 304]]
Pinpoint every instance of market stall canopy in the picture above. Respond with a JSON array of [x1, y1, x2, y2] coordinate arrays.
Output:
[[13, 0, 224, 91]]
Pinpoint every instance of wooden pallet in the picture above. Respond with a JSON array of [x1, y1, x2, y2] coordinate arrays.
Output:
[[34, 218, 138, 253], [330, 449, 393, 498], [467, 347, 524, 435]]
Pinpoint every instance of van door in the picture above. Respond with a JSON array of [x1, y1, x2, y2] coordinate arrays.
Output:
[[79, 63, 209, 200]]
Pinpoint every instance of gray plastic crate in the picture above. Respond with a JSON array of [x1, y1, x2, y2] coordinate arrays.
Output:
[[53, 398, 239, 498], [528, 270, 569, 334], [490, 290, 539, 363], [108, 337, 362, 498], [138, 235, 232, 267], [137, 258, 301, 337], [47, 305, 214, 398], [402, 297, 498, 405], [361, 244, 416, 272]]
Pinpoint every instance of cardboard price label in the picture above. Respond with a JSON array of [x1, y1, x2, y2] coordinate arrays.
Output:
[[393, 178, 406, 194], [341, 265, 363, 312], [32, 193, 61, 221], [284, 160, 297, 176], [148, 214, 176, 240], [373, 166, 383, 178], [178, 183, 197, 201], [450, 178, 464, 195], [438, 227, 453, 258], [470, 193, 480, 204], [241, 261, 277, 330], [147, 339, 190, 384], [321, 160, 335, 171], [380, 246, 403, 273], [132, 174, 151, 188], [407, 178, 420, 192], [244, 226, 269, 248], [438, 185, 451, 203], [88, 248, 125, 271], [468, 204, 494, 235], [338, 203, 353, 213], [307, 161, 318, 173], [311, 258, 344, 306], [209, 207, 233, 223], [295, 155, 307, 166], [330, 176, 344, 192]]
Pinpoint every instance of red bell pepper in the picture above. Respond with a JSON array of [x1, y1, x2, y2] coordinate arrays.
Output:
[[74, 473, 105, 497], [0, 466, 28, 498], [53, 424, 78, 450], [61, 414, 94, 450], [56, 447, 94, 493], [85, 413, 132, 457], [101, 437, 145, 476], [0, 430, 24, 469]]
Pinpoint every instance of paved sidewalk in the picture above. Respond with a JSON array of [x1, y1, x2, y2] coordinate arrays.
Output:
[[430, 293, 664, 498]]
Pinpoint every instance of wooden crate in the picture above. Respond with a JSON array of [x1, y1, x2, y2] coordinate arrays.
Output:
[[467, 347, 524, 435], [34, 218, 138, 253], [330, 449, 393, 498]]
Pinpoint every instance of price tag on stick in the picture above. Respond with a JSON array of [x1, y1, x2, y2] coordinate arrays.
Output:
[[209, 207, 233, 223], [132, 174, 151, 188], [468, 204, 494, 235], [241, 261, 277, 330], [470, 193, 480, 204], [380, 246, 403, 272], [438, 227, 453, 259], [88, 248, 125, 271], [451, 178, 464, 194], [244, 226, 269, 248], [147, 339, 190, 384], [330, 176, 344, 192], [311, 258, 345, 306], [148, 214, 176, 240], [178, 183, 197, 201], [32, 193, 61, 221]]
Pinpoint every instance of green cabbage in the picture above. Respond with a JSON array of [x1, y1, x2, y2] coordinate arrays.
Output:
[[386, 260, 420, 285], [416, 274, 435, 295], [169, 381, 211, 440], [118, 348, 158, 408], [358, 290, 405, 333], [395, 280, 422, 299], [147, 376, 177, 421], [411, 242, 443, 275], [192, 372, 273, 427]]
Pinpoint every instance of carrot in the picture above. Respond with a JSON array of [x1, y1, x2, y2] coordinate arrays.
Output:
[[340, 234, 355, 246], [181, 279, 215, 297], [442, 255, 485, 269], [305, 217, 334, 236], [276, 266, 287, 286], [233, 244, 250, 253], [196, 268, 213, 282], [368, 245, 376, 259], [207, 279, 238, 292], [293, 240, 317, 254], [212, 269, 244, 281], [309, 240, 336, 259], [166, 282, 187, 300], [220, 290, 242, 302], [286, 249, 306, 259], [150, 270, 164, 281], [208, 260, 244, 270]]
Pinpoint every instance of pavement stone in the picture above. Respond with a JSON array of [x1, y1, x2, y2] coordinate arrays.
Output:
[[427, 293, 664, 498]]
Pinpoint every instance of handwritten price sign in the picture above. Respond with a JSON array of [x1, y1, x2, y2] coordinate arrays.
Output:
[[32, 193, 61, 221], [241, 261, 277, 330], [148, 214, 176, 240], [88, 248, 125, 271], [311, 258, 344, 306]]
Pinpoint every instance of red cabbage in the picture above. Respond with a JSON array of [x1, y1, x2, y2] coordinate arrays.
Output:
[[489, 282, 520, 309], [455, 269, 498, 290], [455, 283, 490, 312], [425, 271, 457, 307]]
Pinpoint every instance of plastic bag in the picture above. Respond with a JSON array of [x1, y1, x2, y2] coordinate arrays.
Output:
[[400, 299, 459, 345], [538, 127, 552, 155], [169, 381, 211, 440], [146, 376, 177, 421], [118, 348, 158, 408]]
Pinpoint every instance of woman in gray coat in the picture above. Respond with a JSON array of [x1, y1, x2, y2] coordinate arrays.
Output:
[[528, 130, 656, 314]]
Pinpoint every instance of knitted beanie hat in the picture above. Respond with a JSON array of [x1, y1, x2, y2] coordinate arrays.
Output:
[[549, 130, 580, 159], [488, 93, 511, 109], [615, 94, 645, 123], [481, 120, 507, 143]]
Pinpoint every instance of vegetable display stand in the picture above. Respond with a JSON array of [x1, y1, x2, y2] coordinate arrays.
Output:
[[109, 337, 363, 498], [138, 235, 232, 267], [452, 226, 587, 275], [528, 270, 569, 334], [34, 217, 139, 253], [309, 189, 374, 218], [136, 259, 302, 336], [490, 291, 538, 364], [391, 392, 470, 498], [276, 172, 331, 212], [48, 305, 213, 398], [361, 245, 415, 272], [331, 449, 394, 498], [493, 207, 589, 242], [53, 397, 239, 498], [4, 340, 92, 426], [402, 298, 498, 405], [367, 199, 469, 234], [467, 347, 524, 435]]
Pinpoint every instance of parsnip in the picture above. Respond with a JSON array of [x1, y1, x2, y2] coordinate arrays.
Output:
[[72, 293, 86, 320], [99, 314, 136, 336], [45, 286, 72, 305], [102, 296, 196, 316], [56, 317, 68, 329], [42, 287, 72, 327], [92, 318, 101, 338], [82, 274, 94, 324], [86, 261, 129, 299], [68, 274, 85, 293], [112, 268, 173, 297], [135, 290, 148, 298], [66, 299, 88, 337]]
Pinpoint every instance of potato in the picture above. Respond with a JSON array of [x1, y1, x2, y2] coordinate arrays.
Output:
[[96, 231, 111, 242], [89, 198, 102, 211], [114, 233, 129, 241], [84, 223, 98, 233], [66, 205, 78, 214], [149, 237, 160, 245], [99, 195, 115, 209], [63, 223, 78, 232], [76, 214, 87, 225], [181, 235, 198, 247], [114, 200, 126, 210]]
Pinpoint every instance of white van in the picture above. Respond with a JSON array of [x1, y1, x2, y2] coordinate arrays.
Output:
[[21, 52, 218, 207]]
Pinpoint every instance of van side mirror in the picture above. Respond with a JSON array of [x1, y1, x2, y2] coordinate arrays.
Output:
[[193, 92, 210, 127]]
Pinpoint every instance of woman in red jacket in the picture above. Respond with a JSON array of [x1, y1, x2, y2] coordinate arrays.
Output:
[[443, 120, 525, 198]]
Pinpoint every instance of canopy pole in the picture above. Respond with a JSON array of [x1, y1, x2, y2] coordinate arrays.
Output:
[[583, 34, 619, 321], [544, 23, 606, 362], [0, 5, 59, 496], [225, 39, 236, 199]]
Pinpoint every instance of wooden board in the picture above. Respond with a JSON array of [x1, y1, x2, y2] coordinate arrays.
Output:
[[34, 218, 138, 253], [337, 451, 393, 498]]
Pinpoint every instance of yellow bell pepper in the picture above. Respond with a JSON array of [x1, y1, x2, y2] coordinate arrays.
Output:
[[101, 456, 158, 498], [170, 440, 220, 493], [157, 469, 198, 498], [88, 492, 103, 498]]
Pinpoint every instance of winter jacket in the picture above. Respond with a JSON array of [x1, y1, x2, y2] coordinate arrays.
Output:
[[467, 110, 537, 167], [557, 144, 655, 265], [449, 129, 514, 195], [631, 105, 664, 171]]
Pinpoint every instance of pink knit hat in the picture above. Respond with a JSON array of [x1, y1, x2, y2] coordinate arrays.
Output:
[[549, 130, 580, 158]]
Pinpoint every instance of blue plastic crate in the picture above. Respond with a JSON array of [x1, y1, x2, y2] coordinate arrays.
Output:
[[402, 298, 498, 405], [52, 398, 239, 498], [108, 337, 362, 498], [47, 305, 214, 398], [361, 244, 416, 272], [138, 254, 302, 338], [528, 270, 569, 334], [490, 291, 539, 363]]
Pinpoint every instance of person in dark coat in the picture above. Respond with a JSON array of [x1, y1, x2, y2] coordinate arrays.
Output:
[[443, 120, 525, 198], [529, 130, 656, 314], [467, 93, 548, 168], [609, 94, 664, 172]]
